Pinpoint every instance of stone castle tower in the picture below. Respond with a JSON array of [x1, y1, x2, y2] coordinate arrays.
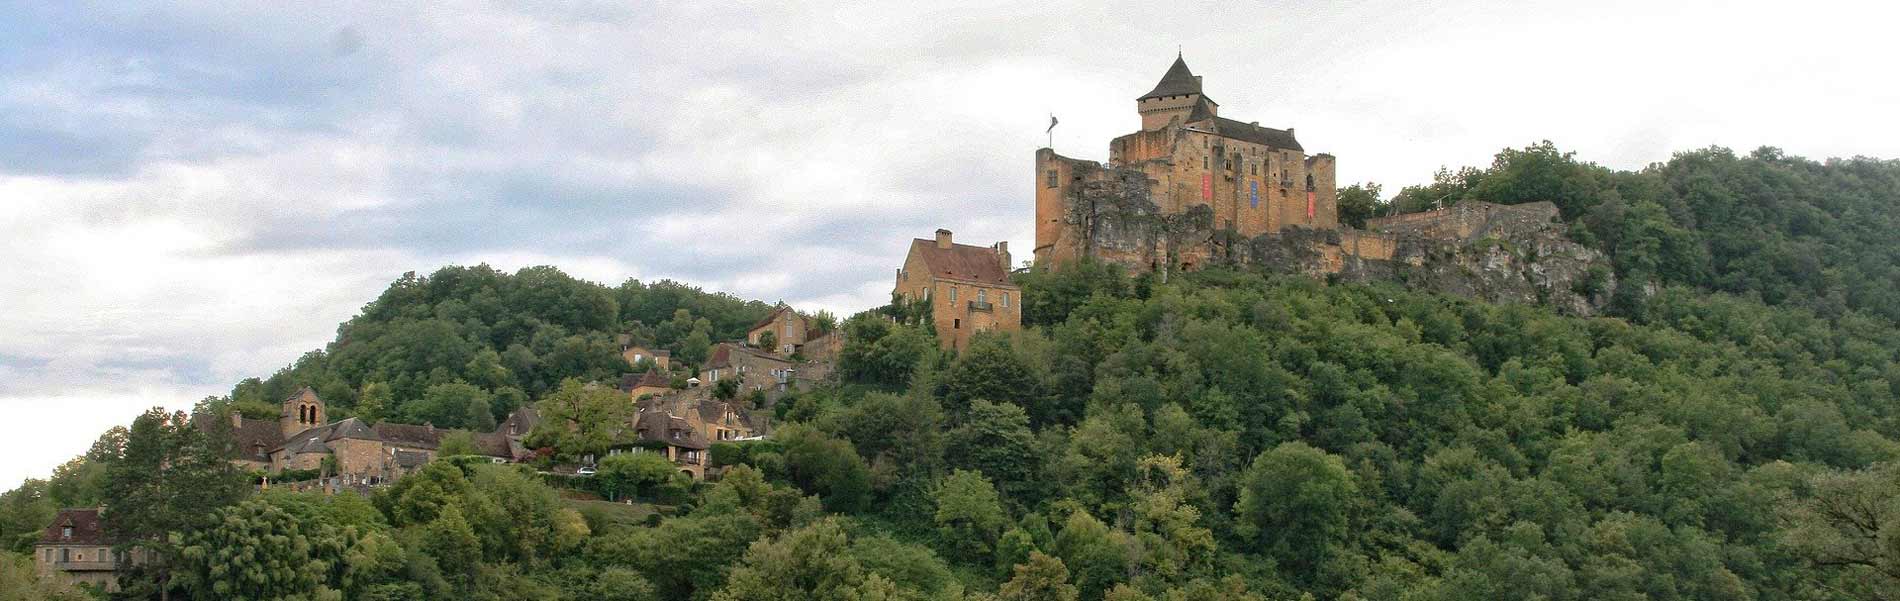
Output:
[[1034, 55, 1338, 272], [280, 386, 325, 438]]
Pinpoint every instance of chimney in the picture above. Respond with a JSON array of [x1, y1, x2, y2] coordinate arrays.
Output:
[[935, 229, 953, 249], [995, 241, 1010, 269]]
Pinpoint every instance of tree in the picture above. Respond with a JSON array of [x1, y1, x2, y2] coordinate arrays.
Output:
[[1052, 510, 1129, 601], [357, 382, 394, 422], [0, 479, 53, 554], [527, 379, 636, 461], [778, 426, 873, 512], [941, 334, 1044, 420], [0, 551, 91, 601], [1337, 182, 1383, 229], [758, 330, 778, 352], [1233, 442, 1357, 580], [437, 431, 478, 457], [410, 381, 494, 430], [996, 552, 1079, 601], [597, 452, 680, 502], [1127, 454, 1214, 580], [416, 503, 481, 593], [933, 470, 1009, 562], [679, 325, 714, 366], [1780, 462, 1900, 598], [714, 378, 740, 402], [945, 401, 1039, 502], [173, 497, 352, 600], [711, 519, 869, 601], [101, 408, 248, 590]]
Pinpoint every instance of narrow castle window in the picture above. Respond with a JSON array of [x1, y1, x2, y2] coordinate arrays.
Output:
[[949, 287, 957, 302], [978, 289, 987, 304], [954, 318, 961, 329], [1002, 292, 1011, 307], [1046, 169, 1057, 188]]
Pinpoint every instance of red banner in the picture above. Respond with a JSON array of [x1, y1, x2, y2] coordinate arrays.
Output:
[[1307, 191, 1316, 219], [1202, 174, 1211, 200]]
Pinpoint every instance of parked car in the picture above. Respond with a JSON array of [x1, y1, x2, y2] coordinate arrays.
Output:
[[576, 466, 597, 476]]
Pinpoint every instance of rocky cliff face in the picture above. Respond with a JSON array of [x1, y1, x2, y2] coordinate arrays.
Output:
[[1246, 202, 1616, 316], [1382, 218, 1614, 316]]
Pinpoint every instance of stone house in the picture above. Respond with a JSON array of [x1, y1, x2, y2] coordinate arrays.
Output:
[[34, 508, 140, 592], [704, 343, 796, 395], [618, 335, 671, 370], [746, 305, 808, 354], [894, 229, 1022, 350], [610, 393, 759, 479], [619, 370, 673, 400]]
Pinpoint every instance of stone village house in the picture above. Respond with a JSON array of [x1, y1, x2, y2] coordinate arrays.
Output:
[[33, 508, 146, 592], [894, 229, 1022, 350], [746, 304, 810, 354]]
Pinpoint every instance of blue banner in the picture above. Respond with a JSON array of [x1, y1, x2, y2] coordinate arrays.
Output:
[[1250, 181, 1259, 208]]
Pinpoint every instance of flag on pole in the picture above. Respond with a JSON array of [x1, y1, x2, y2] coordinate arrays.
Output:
[[1047, 114, 1058, 133]]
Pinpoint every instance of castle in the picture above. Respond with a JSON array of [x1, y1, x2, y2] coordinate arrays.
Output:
[[1035, 54, 1343, 272], [1031, 55, 1612, 313]]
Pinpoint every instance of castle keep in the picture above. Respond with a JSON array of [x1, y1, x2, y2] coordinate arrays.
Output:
[[1035, 54, 1340, 272]]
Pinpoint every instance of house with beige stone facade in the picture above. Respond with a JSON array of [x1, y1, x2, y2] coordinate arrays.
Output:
[[33, 508, 143, 592], [894, 229, 1022, 350]]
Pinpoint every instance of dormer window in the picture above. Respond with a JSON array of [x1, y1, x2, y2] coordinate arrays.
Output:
[[61, 526, 72, 540]]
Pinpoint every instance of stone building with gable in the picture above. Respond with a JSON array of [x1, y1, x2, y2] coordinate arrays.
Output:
[[218, 387, 534, 487], [894, 229, 1022, 350], [746, 304, 809, 354], [33, 508, 141, 592], [703, 342, 796, 395]]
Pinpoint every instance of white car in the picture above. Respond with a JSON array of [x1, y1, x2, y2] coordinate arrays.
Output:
[[575, 466, 597, 476]]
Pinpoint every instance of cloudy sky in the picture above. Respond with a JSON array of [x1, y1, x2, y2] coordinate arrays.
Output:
[[3, 0, 1897, 489]]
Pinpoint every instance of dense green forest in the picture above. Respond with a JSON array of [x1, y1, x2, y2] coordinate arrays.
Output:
[[207, 268, 788, 430], [4, 143, 1900, 600]]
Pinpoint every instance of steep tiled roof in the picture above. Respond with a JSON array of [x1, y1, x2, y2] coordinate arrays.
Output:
[[470, 432, 513, 458], [908, 239, 1014, 286], [633, 370, 671, 391], [498, 407, 539, 438], [279, 423, 337, 455], [1139, 55, 1203, 101], [40, 508, 110, 545], [393, 450, 430, 468], [228, 418, 285, 462], [634, 409, 710, 450], [1208, 117, 1302, 152], [371, 423, 440, 449]]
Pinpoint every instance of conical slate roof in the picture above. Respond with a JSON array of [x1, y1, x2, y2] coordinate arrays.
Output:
[[1139, 55, 1203, 100]]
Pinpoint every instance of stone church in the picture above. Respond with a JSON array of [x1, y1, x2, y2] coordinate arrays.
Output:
[[221, 387, 532, 485]]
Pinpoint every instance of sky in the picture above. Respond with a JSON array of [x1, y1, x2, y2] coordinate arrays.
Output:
[[3, 0, 1898, 490]]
